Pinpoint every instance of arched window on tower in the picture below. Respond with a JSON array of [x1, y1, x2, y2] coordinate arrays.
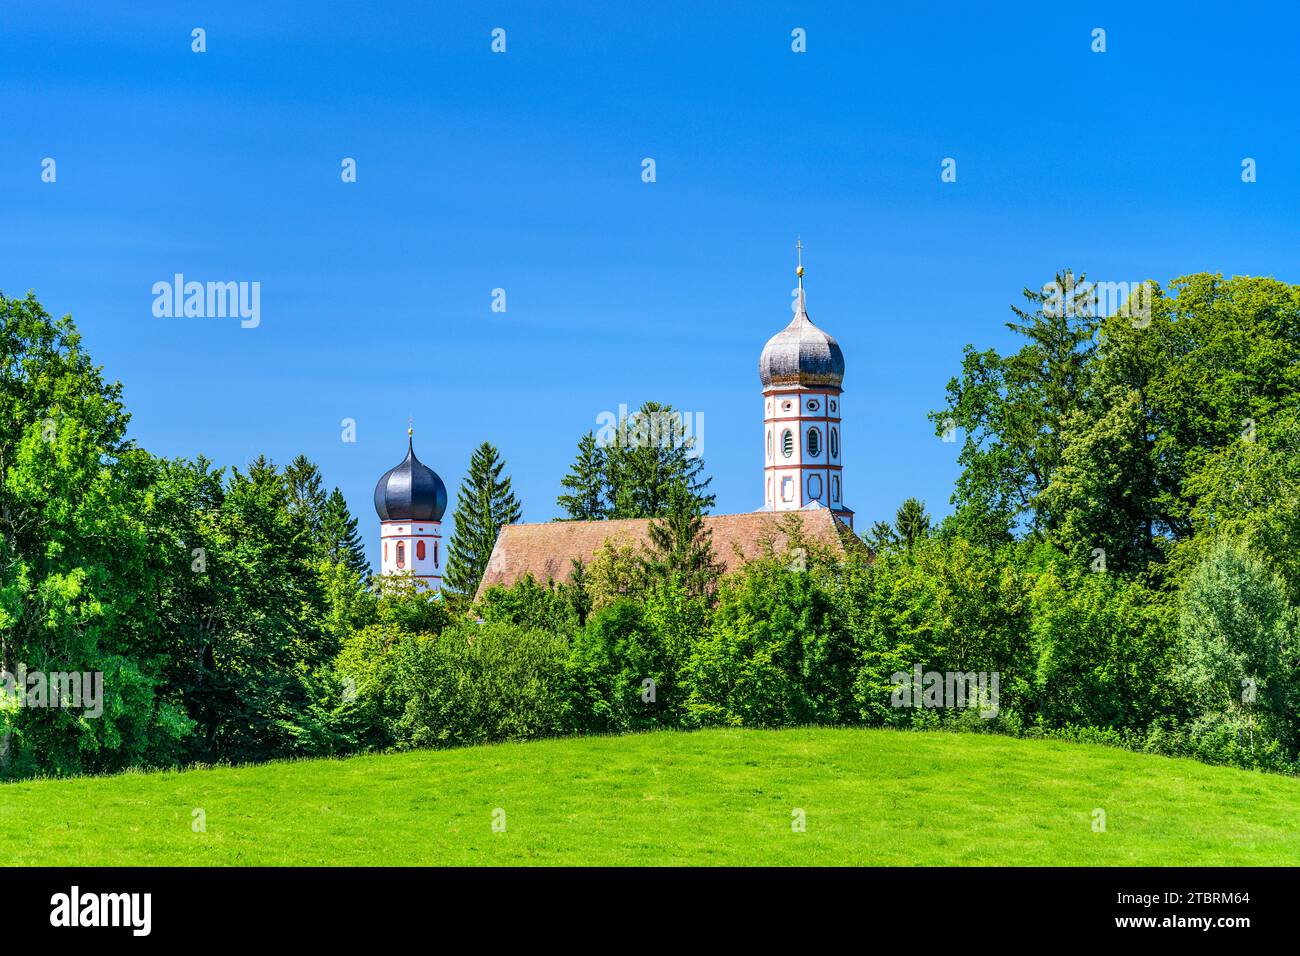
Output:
[[417, 540, 426, 561], [434, 541, 439, 566], [396, 541, 405, 569]]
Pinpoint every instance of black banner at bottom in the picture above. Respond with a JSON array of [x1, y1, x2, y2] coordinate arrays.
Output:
[[3, 866, 1288, 939]]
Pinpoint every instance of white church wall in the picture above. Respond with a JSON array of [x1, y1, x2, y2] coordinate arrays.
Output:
[[379, 520, 443, 584]]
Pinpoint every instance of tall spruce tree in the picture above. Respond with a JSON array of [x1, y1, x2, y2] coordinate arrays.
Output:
[[644, 484, 721, 599], [285, 454, 328, 539], [894, 497, 932, 549], [445, 442, 523, 596], [321, 487, 368, 576], [557, 431, 609, 520], [602, 401, 715, 518]]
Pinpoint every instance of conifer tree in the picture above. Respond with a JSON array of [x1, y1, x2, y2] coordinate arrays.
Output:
[[894, 497, 932, 549], [321, 487, 369, 576], [561, 557, 593, 625], [285, 454, 328, 538], [557, 431, 609, 520], [864, 520, 899, 552], [603, 401, 714, 519], [644, 484, 721, 599], [445, 442, 523, 596]]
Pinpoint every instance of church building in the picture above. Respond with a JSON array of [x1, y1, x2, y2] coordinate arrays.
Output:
[[372, 249, 856, 598]]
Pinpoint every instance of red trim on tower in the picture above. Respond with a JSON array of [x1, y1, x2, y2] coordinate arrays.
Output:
[[764, 463, 844, 472]]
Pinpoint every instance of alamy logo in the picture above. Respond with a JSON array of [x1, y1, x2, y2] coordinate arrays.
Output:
[[1042, 278, 1154, 328], [49, 886, 151, 936], [152, 274, 261, 328], [1, 668, 103, 717], [595, 404, 704, 459], [890, 665, 999, 718]]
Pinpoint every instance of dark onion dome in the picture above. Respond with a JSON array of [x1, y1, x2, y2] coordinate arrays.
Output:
[[758, 284, 845, 389], [374, 433, 448, 522]]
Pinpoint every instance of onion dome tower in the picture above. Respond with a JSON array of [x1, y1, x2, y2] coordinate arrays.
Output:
[[757, 239, 853, 529], [374, 427, 448, 589]]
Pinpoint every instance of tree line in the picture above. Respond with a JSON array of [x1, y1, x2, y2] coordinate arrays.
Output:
[[7, 270, 1300, 778]]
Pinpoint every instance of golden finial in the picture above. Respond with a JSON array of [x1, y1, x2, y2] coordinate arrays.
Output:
[[408, 416, 413, 438], [795, 236, 805, 284]]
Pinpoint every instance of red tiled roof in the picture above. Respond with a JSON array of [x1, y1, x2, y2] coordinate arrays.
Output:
[[474, 508, 852, 600]]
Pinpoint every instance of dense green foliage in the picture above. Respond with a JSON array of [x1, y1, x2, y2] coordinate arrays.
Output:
[[1, 292, 376, 777], [442, 271, 1300, 775], [9, 270, 1300, 781]]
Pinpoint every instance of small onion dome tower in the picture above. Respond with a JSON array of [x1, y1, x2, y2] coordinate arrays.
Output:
[[374, 427, 448, 590], [757, 239, 853, 529]]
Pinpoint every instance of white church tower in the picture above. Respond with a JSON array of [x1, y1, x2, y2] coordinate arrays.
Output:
[[757, 241, 853, 529], [373, 428, 449, 590]]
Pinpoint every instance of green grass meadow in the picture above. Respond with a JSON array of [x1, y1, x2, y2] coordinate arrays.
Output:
[[2, 728, 1296, 866]]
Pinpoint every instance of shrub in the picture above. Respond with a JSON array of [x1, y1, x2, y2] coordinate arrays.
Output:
[[386, 622, 575, 749], [683, 557, 851, 727], [1178, 538, 1298, 749], [568, 588, 700, 732], [1027, 563, 1177, 729], [477, 574, 581, 635], [848, 539, 1031, 725]]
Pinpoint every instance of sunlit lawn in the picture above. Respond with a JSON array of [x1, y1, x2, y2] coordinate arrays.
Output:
[[3, 728, 1296, 866]]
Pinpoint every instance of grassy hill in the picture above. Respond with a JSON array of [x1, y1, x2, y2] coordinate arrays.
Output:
[[2, 727, 1297, 866]]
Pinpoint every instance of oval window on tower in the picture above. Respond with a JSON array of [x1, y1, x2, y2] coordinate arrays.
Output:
[[417, 540, 426, 561], [434, 541, 439, 566], [830, 427, 839, 458], [781, 429, 794, 458], [807, 427, 821, 457], [832, 476, 840, 502], [781, 400, 793, 412], [383, 542, 388, 561], [396, 541, 405, 569], [807, 399, 819, 412], [767, 430, 773, 459]]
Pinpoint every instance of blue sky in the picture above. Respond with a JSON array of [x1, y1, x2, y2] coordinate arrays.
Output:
[[3, 2, 1299, 568]]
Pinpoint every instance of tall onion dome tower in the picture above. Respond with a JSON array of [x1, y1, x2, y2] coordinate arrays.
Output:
[[757, 241, 853, 529], [374, 428, 449, 590]]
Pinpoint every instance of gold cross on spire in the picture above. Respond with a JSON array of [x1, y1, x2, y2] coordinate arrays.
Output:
[[795, 236, 805, 288], [408, 415, 413, 438]]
